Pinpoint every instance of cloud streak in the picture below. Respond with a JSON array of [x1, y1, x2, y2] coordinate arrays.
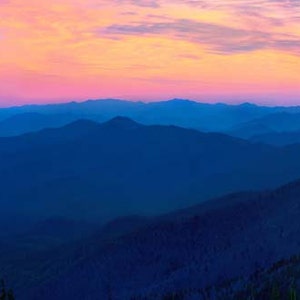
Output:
[[100, 18, 300, 55]]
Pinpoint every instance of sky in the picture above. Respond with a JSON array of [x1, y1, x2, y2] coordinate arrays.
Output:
[[0, 0, 299, 106]]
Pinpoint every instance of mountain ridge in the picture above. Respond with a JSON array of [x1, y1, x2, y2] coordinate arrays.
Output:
[[1, 117, 300, 228], [12, 177, 300, 300], [1, 98, 300, 136]]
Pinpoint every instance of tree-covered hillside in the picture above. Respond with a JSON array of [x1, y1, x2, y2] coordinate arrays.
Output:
[[2, 179, 298, 300]]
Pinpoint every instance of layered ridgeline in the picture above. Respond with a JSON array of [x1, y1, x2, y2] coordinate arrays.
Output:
[[0, 113, 78, 137], [3, 178, 300, 299], [227, 112, 300, 139], [2, 117, 300, 227], [1, 99, 300, 137]]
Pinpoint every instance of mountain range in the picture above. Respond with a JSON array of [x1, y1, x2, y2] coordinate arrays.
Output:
[[2, 99, 300, 299], [3, 116, 300, 230], [1, 99, 300, 137]]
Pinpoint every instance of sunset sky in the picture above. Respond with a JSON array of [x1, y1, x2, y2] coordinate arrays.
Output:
[[0, 0, 299, 106]]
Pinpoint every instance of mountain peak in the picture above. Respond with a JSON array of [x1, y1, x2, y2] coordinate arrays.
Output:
[[239, 102, 258, 107], [166, 98, 197, 105], [102, 116, 141, 129]]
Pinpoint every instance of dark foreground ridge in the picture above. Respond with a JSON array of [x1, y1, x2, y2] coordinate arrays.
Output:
[[2, 178, 300, 299]]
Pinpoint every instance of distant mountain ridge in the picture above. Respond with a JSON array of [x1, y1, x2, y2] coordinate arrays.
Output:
[[228, 112, 300, 139], [0, 112, 78, 136], [1, 98, 300, 137]]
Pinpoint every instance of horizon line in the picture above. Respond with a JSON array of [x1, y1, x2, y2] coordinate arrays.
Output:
[[1, 97, 300, 110]]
